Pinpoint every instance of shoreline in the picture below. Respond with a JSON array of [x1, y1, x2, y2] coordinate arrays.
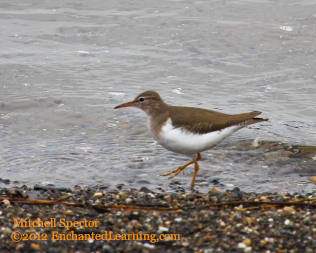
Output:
[[0, 185, 315, 252]]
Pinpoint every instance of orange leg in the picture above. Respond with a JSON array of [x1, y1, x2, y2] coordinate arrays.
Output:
[[161, 153, 202, 188], [190, 153, 202, 188], [161, 160, 194, 178]]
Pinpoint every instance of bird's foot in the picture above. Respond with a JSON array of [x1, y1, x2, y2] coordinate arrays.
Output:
[[161, 165, 187, 179]]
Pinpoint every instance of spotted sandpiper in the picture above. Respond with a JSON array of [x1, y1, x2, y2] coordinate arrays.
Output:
[[114, 91, 268, 188]]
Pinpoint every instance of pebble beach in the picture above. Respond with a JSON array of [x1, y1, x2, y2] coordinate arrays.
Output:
[[0, 183, 315, 253]]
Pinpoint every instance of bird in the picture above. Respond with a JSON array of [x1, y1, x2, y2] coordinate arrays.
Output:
[[114, 90, 268, 188]]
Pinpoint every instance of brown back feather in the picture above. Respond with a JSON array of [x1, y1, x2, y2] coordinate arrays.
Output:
[[169, 106, 268, 134]]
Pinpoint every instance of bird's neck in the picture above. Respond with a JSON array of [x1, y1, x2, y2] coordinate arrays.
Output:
[[145, 102, 170, 136], [143, 101, 169, 118]]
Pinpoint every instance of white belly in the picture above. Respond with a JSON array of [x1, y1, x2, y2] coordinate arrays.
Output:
[[152, 118, 244, 158]]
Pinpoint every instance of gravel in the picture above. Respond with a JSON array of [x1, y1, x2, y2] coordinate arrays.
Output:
[[0, 184, 315, 253]]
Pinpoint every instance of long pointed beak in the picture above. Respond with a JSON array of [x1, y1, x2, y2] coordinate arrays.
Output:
[[114, 101, 136, 109]]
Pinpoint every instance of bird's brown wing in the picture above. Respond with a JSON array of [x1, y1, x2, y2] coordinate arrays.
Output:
[[169, 106, 268, 135]]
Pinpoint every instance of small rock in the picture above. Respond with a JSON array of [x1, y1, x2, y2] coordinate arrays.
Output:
[[117, 192, 126, 198], [65, 210, 74, 215], [31, 243, 41, 251], [146, 193, 156, 198], [164, 195, 172, 203], [2, 227, 12, 234], [143, 243, 155, 249], [94, 192, 103, 197], [284, 219, 291, 225], [238, 242, 246, 249], [3, 199, 11, 207], [140, 187, 153, 193], [245, 247, 252, 253], [242, 238, 251, 246], [74, 185, 81, 190], [157, 225, 169, 233], [209, 186, 221, 193], [125, 198, 132, 204], [137, 192, 145, 198], [283, 206, 296, 214]]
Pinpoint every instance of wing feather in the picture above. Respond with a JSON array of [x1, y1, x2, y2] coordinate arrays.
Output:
[[169, 106, 268, 134]]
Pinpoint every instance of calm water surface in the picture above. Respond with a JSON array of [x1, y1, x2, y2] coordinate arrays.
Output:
[[0, 0, 315, 193]]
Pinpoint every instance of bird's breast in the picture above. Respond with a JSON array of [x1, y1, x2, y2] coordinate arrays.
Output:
[[152, 118, 244, 157]]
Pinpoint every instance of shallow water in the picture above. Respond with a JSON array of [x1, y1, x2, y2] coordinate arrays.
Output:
[[0, 0, 315, 193]]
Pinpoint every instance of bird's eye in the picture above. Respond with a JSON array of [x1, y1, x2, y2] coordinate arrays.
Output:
[[138, 97, 145, 103]]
